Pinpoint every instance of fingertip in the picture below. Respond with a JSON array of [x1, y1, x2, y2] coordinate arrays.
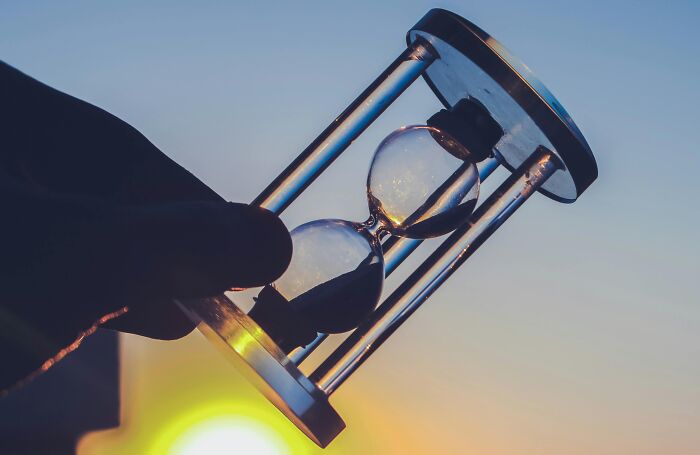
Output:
[[110, 201, 293, 301], [101, 298, 196, 340], [246, 205, 293, 278], [220, 203, 292, 287]]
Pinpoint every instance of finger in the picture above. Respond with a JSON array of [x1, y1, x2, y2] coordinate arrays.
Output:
[[3, 188, 291, 340], [100, 297, 196, 340], [107, 202, 292, 297]]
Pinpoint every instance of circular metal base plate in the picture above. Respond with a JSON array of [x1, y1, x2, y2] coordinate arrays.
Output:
[[408, 9, 598, 202], [178, 295, 345, 448]]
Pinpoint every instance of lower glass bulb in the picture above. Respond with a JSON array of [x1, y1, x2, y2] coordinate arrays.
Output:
[[249, 220, 384, 352], [273, 219, 383, 333]]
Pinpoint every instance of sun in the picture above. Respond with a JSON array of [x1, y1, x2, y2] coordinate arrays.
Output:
[[167, 416, 290, 455]]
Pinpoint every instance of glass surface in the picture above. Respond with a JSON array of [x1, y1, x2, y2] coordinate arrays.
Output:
[[409, 30, 578, 201], [272, 219, 384, 333], [250, 124, 480, 348], [368, 126, 479, 238]]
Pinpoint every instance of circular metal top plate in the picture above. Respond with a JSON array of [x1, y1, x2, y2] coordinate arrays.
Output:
[[178, 295, 345, 448], [408, 9, 597, 202]]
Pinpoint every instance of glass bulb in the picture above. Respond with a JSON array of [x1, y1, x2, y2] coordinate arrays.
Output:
[[272, 219, 383, 334], [367, 125, 480, 238]]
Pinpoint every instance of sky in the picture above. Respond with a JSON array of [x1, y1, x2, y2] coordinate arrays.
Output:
[[2, 1, 700, 454]]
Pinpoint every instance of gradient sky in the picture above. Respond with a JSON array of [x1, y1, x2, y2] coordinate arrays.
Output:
[[3, 1, 700, 454]]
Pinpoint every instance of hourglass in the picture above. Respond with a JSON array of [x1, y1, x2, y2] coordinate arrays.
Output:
[[247, 100, 500, 354], [178, 8, 598, 448]]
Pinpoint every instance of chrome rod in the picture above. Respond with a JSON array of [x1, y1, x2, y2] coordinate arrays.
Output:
[[311, 147, 561, 394], [253, 40, 436, 214]]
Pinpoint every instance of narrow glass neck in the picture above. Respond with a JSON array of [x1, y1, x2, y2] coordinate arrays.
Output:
[[361, 214, 389, 241]]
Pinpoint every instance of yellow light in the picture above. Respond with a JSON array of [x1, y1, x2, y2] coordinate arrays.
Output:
[[168, 416, 289, 455], [78, 333, 316, 455], [143, 400, 309, 455]]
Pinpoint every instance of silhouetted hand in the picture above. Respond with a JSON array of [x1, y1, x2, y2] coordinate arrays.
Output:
[[0, 62, 292, 391]]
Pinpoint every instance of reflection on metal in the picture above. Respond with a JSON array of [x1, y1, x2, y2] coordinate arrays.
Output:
[[252, 39, 436, 214], [177, 295, 345, 448], [311, 148, 561, 394]]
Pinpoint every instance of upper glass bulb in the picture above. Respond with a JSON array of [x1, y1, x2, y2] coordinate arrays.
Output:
[[367, 125, 480, 238]]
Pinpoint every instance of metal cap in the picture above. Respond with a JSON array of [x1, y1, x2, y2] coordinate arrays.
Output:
[[408, 9, 598, 202]]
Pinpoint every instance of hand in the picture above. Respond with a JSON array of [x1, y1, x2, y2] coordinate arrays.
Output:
[[0, 62, 292, 391]]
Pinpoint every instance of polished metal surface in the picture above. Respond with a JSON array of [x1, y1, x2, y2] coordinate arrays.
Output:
[[177, 295, 345, 447], [252, 40, 436, 214], [311, 148, 561, 394]]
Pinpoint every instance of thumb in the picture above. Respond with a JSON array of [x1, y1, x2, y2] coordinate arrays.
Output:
[[97, 201, 292, 340], [106, 201, 293, 300]]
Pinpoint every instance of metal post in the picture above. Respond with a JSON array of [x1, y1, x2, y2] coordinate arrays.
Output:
[[311, 147, 561, 394]]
